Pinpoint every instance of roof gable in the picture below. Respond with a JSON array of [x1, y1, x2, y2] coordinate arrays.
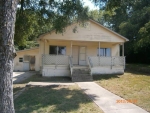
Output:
[[39, 20, 128, 42]]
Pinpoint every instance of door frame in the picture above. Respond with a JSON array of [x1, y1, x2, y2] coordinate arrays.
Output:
[[79, 46, 87, 66], [72, 46, 79, 65]]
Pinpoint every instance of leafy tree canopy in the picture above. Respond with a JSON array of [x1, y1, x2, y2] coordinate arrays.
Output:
[[15, 0, 89, 48]]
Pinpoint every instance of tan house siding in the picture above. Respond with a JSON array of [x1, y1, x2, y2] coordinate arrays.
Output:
[[40, 21, 127, 42], [112, 44, 120, 56], [14, 48, 39, 71]]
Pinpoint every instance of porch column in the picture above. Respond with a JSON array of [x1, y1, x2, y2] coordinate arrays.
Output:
[[99, 42, 100, 66], [70, 41, 72, 57], [122, 43, 124, 56], [44, 39, 46, 54], [99, 42, 100, 56], [122, 43, 125, 69]]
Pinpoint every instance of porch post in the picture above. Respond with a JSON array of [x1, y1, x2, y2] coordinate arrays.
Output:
[[44, 39, 46, 54], [99, 42, 100, 56], [71, 41, 72, 57], [99, 42, 100, 66], [122, 43, 124, 56], [122, 43, 125, 69]]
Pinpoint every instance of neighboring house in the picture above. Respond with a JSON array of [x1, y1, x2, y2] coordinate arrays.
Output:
[[14, 19, 129, 78]]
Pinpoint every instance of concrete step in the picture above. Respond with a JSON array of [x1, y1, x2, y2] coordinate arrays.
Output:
[[72, 74, 91, 77], [71, 68, 92, 82], [72, 74, 93, 82], [73, 69, 90, 74]]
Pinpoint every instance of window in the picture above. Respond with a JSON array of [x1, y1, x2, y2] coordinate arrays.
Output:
[[24, 55, 30, 62], [97, 48, 111, 57], [49, 46, 66, 55], [19, 58, 23, 62]]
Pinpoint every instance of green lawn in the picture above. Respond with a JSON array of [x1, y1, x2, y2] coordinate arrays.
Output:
[[94, 64, 150, 112], [14, 85, 103, 113]]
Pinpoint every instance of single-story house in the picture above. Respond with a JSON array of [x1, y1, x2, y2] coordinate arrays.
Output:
[[14, 19, 129, 79]]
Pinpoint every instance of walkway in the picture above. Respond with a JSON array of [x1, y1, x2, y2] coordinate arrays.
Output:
[[76, 82, 148, 113], [13, 72, 35, 84], [27, 82, 75, 86]]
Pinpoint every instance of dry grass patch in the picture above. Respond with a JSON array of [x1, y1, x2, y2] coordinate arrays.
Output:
[[14, 85, 103, 113], [94, 66, 150, 112]]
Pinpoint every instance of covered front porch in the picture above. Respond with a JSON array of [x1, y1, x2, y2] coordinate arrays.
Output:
[[40, 40, 125, 79]]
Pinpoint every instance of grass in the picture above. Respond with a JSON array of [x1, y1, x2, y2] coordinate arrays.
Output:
[[14, 85, 103, 113], [126, 64, 150, 74], [93, 64, 150, 112], [14, 74, 103, 113]]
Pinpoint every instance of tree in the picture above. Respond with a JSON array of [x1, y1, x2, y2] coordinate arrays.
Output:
[[114, 0, 150, 63], [14, 0, 89, 49], [88, 9, 105, 25], [94, 0, 150, 63], [0, 0, 18, 113], [0, 0, 88, 112]]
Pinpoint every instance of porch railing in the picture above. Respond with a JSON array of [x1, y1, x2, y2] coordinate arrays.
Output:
[[42, 54, 69, 65], [88, 56, 125, 68]]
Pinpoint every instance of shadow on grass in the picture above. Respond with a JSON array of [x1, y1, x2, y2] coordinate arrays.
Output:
[[125, 64, 150, 76], [20, 74, 72, 84], [93, 74, 120, 81], [14, 85, 98, 113]]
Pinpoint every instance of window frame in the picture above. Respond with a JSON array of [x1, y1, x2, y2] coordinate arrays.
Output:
[[19, 57, 23, 62]]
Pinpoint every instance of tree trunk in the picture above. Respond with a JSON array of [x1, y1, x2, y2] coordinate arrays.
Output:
[[0, 0, 18, 113]]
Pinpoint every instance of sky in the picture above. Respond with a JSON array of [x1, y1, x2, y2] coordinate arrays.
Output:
[[82, 0, 99, 10]]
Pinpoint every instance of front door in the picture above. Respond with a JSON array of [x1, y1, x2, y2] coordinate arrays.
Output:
[[72, 46, 79, 65], [23, 62, 30, 71], [79, 47, 86, 65]]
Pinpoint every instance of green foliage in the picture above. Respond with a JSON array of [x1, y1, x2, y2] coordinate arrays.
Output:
[[15, 0, 89, 49], [138, 21, 150, 47], [15, 10, 45, 46], [88, 10, 105, 24], [92, 0, 150, 63]]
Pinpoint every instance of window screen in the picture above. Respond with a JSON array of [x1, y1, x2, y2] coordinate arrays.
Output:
[[97, 48, 111, 57], [24, 55, 30, 62], [49, 46, 66, 55]]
